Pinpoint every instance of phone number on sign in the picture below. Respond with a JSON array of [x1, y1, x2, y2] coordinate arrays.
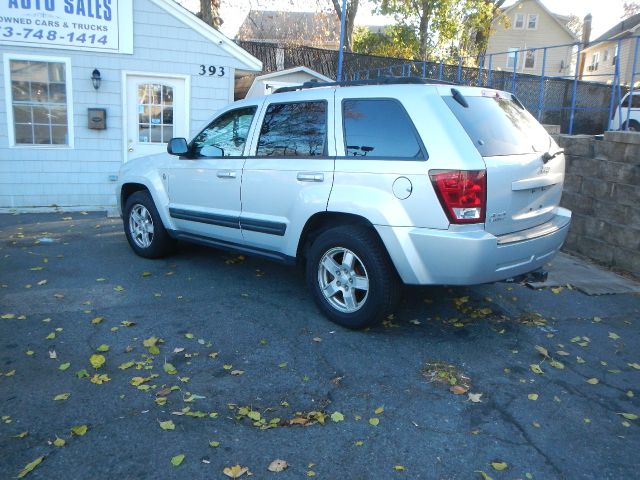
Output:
[[1, 27, 108, 45]]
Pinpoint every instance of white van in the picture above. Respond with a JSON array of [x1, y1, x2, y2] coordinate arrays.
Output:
[[612, 92, 640, 131]]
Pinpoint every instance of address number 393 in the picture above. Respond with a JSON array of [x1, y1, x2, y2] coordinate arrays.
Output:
[[199, 65, 226, 77]]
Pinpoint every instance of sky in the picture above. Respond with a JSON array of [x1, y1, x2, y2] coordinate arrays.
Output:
[[178, 0, 628, 40]]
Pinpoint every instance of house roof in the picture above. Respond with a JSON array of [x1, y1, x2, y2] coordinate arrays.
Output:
[[150, 0, 262, 72], [501, 0, 580, 41], [591, 13, 640, 43], [236, 10, 341, 47]]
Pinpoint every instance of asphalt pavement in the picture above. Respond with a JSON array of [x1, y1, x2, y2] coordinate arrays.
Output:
[[1, 212, 639, 480]]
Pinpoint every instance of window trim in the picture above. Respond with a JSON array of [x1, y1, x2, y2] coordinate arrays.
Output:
[[255, 99, 329, 158], [527, 13, 538, 30], [514, 13, 525, 29], [340, 97, 428, 161], [3, 52, 74, 149], [189, 105, 259, 159]]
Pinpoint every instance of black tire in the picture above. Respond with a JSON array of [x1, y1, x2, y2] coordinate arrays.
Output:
[[123, 191, 176, 259], [622, 120, 640, 132], [306, 225, 400, 329]]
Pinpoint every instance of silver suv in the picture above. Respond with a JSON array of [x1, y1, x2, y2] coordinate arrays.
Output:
[[117, 78, 571, 328]]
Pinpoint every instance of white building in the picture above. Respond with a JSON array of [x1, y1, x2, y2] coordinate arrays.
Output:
[[244, 66, 333, 98], [0, 0, 261, 210]]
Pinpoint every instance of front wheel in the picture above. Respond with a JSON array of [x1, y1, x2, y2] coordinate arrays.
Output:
[[123, 191, 176, 258], [306, 226, 400, 329]]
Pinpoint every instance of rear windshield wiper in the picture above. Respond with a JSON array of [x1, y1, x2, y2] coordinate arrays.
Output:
[[451, 88, 469, 108], [542, 148, 564, 164]]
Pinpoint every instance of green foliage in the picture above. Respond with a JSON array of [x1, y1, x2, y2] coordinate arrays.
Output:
[[353, 25, 420, 59]]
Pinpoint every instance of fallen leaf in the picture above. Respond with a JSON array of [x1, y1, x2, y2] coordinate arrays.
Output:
[[268, 459, 289, 472], [113, 285, 125, 292], [171, 454, 185, 467], [46, 332, 56, 340], [164, 362, 177, 375], [118, 361, 134, 370], [312, 337, 322, 342], [586, 378, 599, 385], [91, 317, 104, 325], [608, 332, 620, 340], [173, 347, 185, 354], [618, 413, 638, 420], [530, 364, 544, 375], [535, 345, 549, 358], [49, 349, 57, 359], [54, 392, 70, 401], [331, 411, 344, 422], [369, 417, 379, 426], [37, 279, 47, 286], [142, 272, 152, 277], [96, 344, 109, 352], [71, 425, 88, 436], [231, 370, 244, 376], [528, 393, 539, 401], [53, 437, 65, 447], [278, 362, 287, 368], [468, 393, 483, 403], [475, 471, 493, 480], [491, 462, 508, 471], [14, 431, 28, 438], [549, 360, 565, 370], [59, 362, 70, 371], [374, 406, 385, 414], [628, 363, 640, 370], [450, 385, 468, 395], [223, 364, 233, 370], [17, 456, 45, 479], [223, 464, 249, 478], [394, 465, 406, 471], [89, 354, 105, 369], [556, 351, 570, 356], [90, 374, 110, 384], [576, 356, 586, 364], [159, 420, 175, 430], [209, 441, 220, 448]]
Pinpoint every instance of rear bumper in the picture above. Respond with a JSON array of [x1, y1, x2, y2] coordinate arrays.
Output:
[[376, 207, 571, 285]]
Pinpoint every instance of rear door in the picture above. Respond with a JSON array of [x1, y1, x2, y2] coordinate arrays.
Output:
[[241, 91, 335, 254], [442, 88, 564, 236]]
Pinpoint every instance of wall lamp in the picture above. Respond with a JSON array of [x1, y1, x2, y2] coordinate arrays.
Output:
[[91, 69, 102, 90]]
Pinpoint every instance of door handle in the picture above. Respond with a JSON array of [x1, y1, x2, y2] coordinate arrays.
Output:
[[297, 172, 324, 182], [216, 170, 237, 179]]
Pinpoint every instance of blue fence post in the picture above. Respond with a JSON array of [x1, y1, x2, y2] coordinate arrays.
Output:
[[568, 44, 582, 135], [511, 50, 518, 92], [422, 61, 426, 78], [477, 55, 484, 86], [488, 54, 493, 87], [607, 39, 623, 131], [439, 61, 443, 81], [625, 36, 640, 129], [537, 48, 548, 121], [457, 58, 462, 83]]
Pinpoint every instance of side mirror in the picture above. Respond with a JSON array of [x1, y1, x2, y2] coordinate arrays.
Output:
[[167, 137, 189, 156]]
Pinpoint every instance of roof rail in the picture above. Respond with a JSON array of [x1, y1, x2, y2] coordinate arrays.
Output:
[[272, 76, 458, 94]]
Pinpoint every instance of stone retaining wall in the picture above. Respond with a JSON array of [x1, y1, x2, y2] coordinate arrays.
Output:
[[555, 131, 640, 277]]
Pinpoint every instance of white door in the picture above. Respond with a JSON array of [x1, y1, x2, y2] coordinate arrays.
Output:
[[125, 75, 187, 161]]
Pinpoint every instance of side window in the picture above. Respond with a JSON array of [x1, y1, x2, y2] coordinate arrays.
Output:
[[342, 99, 424, 160], [191, 106, 257, 157], [257, 102, 327, 157]]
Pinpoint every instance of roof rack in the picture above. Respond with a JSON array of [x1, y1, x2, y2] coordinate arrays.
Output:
[[272, 76, 458, 94]]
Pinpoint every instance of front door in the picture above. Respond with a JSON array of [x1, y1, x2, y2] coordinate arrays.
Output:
[[125, 74, 187, 161], [166, 105, 260, 243]]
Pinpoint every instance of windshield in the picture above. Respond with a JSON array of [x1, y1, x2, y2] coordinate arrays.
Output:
[[443, 95, 551, 157]]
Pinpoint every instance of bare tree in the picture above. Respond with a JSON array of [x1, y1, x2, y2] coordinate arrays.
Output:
[[200, 0, 223, 30], [330, 0, 359, 52]]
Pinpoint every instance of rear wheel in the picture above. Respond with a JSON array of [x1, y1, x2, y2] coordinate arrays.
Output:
[[306, 226, 400, 329], [123, 191, 176, 258], [622, 120, 639, 132]]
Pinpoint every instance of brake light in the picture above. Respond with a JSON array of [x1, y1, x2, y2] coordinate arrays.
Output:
[[429, 170, 486, 224]]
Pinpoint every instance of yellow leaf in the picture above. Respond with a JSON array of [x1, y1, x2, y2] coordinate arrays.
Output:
[[46, 332, 56, 340], [159, 420, 175, 430], [223, 464, 249, 478], [551, 287, 563, 294], [331, 411, 344, 422], [89, 354, 105, 369], [394, 465, 406, 471], [209, 441, 220, 447], [628, 363, 640, 370], [618, 412, 638, 420], [90, 374, 110, 384], [608, 332, 620, 340], [374, 406, 384, 415], [59, 363, 70, 371], [96, 344, 109, 352], [369, 417, 380, 426], [71, 424, 88, 436], [142, 272, 152, 277], [163, 362, 177, 375], [118, 361, 134, 370], [184, 333, 194, 339], [14, 431, 28, 438], [535, 345, 549, 358], [1, 313, 16, 319], [53, 437, 65, 447], [17, 456, 45, 479], [549, 360, 565, 370], [586, 378, 599, 385], [491, 462, 508, 471], [91, 316, 104, 325], [54, 392, 70, 401], [530, 364, 544, 374], [528, 393, 538, 401], [170, 454, 185, 467], [475, 471, 494, 480]]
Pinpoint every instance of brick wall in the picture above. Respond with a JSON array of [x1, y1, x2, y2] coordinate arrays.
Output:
[[556, 132, 640, 277]]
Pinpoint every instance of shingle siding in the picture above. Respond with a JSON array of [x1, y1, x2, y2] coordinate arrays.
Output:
[[0, 0, 243, 209]]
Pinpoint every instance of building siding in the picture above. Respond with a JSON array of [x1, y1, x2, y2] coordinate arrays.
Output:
[[582, 38, 639, 85], [0, 0, 246, 209], [486, 0, 575, 78]]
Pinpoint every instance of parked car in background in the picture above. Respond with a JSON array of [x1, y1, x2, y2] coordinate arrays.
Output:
[[612, 92, 640, 131], [117, 78, 571, 329]]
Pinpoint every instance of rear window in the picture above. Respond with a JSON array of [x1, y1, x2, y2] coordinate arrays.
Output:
[[443, 95, 550, 157]]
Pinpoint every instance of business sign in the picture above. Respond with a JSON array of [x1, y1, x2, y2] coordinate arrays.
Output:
[[0, 0, 133, 53]]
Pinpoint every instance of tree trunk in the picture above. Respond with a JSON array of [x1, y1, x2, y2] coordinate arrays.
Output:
[[332, 0, 359, 53], [418, 2, 431, 61], [200, 0, 223, 30]]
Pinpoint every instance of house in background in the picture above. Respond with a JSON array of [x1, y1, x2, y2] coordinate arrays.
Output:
[[244, 67, 333, 98], [486, 0, 579, 76], [580, 13, 640, 85], [0, 0, 261, 210], [236, 10, 341, 50]]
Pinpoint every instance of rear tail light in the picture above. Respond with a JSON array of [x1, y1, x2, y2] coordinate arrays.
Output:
[[429, 170, 486, 224]]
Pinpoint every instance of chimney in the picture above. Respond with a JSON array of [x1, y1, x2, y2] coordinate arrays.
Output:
[[582, 13, 592, 45]]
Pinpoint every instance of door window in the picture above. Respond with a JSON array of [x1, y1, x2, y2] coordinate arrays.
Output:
[[191, 106, 257, 157], [342, 99, 424, 159], [256, 102, 327, 157], [137, 83, 174, 143]]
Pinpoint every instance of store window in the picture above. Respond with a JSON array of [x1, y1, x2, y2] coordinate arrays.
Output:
[[5, 55, 73, 147]]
